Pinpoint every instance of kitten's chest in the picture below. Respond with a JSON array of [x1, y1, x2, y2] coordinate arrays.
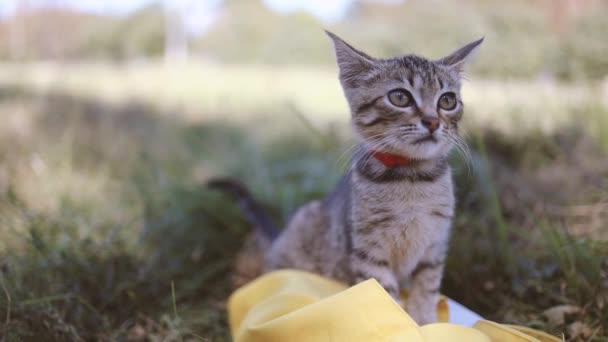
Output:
[[353, 172, 455, 255], [381, 183, 453, 237]]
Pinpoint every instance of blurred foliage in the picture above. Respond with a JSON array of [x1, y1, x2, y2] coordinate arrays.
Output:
[[553, 8, 608, 80], [195, 1, 332, 65], [80, 5, 166, 60], [1, 0, 608, 79], [0, 5, 165, 61]]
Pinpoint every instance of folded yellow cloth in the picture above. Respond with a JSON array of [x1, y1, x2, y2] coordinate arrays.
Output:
[[228, 270, 559, 342]]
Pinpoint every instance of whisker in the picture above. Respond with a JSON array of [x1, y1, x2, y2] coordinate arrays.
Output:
[[336, 141, 365, 168], [335, 132, 387, 169], [445, 133, 472, 176], [342, 139, 388, 172], [358, 139, 391, 171], [397, 127, 418, 132], [349, 138, 385, 172]]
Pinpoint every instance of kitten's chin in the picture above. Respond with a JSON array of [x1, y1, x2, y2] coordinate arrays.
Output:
[[357, 132, 452, 161], [396, 139, 453, 161]]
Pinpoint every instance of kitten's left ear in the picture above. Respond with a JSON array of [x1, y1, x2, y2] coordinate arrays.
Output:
[[436, 37, 484, 72], [325, 30, 376, 85]]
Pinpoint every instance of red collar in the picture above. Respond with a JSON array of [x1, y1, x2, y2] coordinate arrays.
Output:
[[371, 150, 412, 167]]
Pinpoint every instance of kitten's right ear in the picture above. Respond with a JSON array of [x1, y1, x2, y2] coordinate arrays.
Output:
[[436, 37, 484, 72], [325, 30, 376, 85]]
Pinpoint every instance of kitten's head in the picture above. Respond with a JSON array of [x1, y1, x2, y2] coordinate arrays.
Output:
[[327, 31, 482, 161]]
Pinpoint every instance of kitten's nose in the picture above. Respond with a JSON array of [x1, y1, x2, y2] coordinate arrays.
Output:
[[421, 115, 440, 133]]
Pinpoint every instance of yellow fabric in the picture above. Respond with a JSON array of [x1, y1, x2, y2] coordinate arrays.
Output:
[[228, 270, 560, 342]]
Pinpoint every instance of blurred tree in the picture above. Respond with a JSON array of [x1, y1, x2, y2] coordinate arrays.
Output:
[[0, 0, 606, 79], [7, 0, 27, 60], [164, 0, 189, 63], [0, 6, 109, 60], [195, 0, 277, 63], [195, 0, 329, 64], [81, 5, 165, 61]]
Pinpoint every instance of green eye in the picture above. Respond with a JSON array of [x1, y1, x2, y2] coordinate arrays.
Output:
[[387, 89, 412, 108], [438, 92, 457, 110]]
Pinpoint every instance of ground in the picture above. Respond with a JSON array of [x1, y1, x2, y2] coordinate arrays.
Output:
[[0, 63, 606, 341]]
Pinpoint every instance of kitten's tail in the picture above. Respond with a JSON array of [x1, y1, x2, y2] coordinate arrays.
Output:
[[207, 178, 280, 242]]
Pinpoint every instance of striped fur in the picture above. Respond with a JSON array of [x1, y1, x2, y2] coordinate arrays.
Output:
[[216, 32, 482, 325]]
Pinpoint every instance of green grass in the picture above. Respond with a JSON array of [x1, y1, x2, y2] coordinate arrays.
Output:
[[0, 64, 606, 341]]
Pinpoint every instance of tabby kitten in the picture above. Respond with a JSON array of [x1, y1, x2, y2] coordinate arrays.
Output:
[[210, 32, 482, 325]]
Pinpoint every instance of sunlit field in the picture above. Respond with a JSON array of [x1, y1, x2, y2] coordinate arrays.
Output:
[[0, 61, 606, 341], [2, 62, 608, 136]]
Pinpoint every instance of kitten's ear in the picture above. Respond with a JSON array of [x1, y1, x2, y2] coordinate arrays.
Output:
[[325, 30, 376, 84], [436, 37, 484, 72]]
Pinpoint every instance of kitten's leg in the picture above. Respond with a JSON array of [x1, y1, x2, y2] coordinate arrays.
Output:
[[350, 243, 400, 303], [232, 233, 265, 289], [406, 245, 447, 325], [265, 201, 329, 274]]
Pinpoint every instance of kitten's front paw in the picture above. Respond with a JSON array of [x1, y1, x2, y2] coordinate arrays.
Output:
[[391, 295, 405, 309], [406, 304, 437, 325]]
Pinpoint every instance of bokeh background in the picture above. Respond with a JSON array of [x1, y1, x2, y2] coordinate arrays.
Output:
[[0, 0, 607, 341]]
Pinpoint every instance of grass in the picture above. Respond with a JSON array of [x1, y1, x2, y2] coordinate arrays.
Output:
[[0, 63, 606, 341]]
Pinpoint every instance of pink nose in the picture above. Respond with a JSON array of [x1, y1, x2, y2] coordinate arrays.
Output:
[[421, 116, 440, 133]]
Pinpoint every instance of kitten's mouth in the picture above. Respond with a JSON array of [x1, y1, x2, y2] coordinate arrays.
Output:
[[413, 134, 438, 144]]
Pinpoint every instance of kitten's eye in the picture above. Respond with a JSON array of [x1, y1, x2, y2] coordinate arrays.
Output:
[[438, 92, 457, 111], [387, 89, 412, 108]]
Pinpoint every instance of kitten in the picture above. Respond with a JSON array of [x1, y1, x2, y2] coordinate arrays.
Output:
[[210, 32, 482, 325]]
